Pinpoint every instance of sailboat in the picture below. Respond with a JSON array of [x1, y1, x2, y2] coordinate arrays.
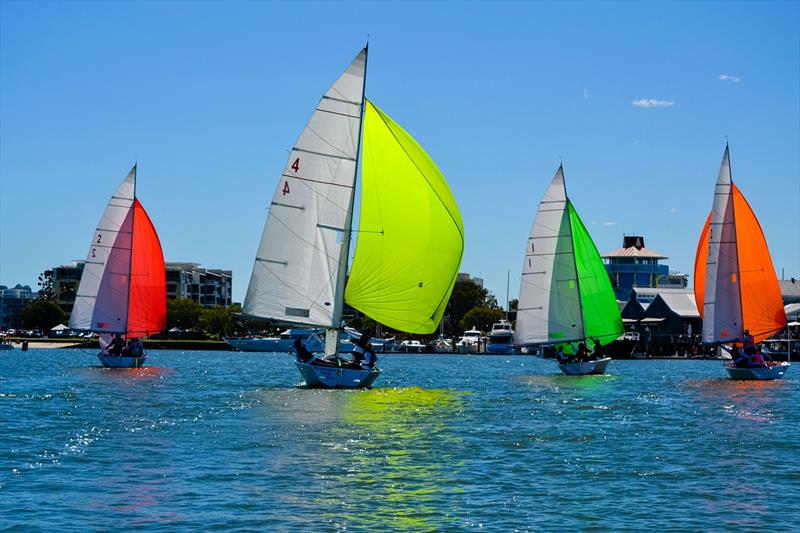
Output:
[[693, 145, 789, 380], [69, 166, 166, 368], [242, 46, 464, 388], [515, 165, 623, 375]]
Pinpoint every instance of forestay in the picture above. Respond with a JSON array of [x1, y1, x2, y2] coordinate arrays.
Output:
[[243, 49, 367, 328], [344, 100, 464, 334]]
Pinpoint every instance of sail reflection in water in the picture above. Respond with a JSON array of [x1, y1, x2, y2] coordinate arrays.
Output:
[[330, 387, 467, 530], [255, 386, 467, 530]]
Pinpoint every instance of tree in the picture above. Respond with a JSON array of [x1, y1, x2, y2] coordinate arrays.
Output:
[[446, 278, 499, 336], [21, 299, 67, 331], [508, 298, 518, 323], [166, 298, 204, 331], [459, 306, 504, 332], [37, 270, 54, 300], [199, 306, 236, 339]]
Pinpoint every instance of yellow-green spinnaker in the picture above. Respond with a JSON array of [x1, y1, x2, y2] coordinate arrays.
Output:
[[345, 100, 464, 334]]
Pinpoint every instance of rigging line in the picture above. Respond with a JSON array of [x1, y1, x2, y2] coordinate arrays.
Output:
[[256, 261, 335, 316], [282, 173, 355, 189], [316, 107, 360, 120], [266, 211, 342, 264]]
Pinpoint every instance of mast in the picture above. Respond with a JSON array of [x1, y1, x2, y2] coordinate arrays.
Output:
[[326, 44, 369, 355], [726, 144, 746, 340], [561, 164, 587, 344], [123, 163, 137, 337]]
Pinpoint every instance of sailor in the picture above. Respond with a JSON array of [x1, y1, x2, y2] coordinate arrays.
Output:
[[592, 337, 603, 360], [110, 334, 125, 356], [555, 344, 571, 364], [294, 337, 316, 364], [743, 329, 755, 348], [128, 337, 144, 357], [361, 337, 377, 370], [576, 342, 590, 363]]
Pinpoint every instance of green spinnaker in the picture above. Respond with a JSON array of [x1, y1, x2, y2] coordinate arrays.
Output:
[[344, 100, 464, 334], [567, 201, 624, 346]]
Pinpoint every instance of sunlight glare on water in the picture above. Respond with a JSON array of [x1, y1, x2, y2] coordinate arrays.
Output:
[[1, 350, 799, 530]]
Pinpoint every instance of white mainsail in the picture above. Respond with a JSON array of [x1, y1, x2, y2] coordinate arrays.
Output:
[[703, 146, 743, 342], [243, 49, 367, 328], [515, 166, 584, 345], [70, 166, 136, 333]]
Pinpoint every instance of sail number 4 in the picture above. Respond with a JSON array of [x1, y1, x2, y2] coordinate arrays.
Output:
[[283, 157, 300, 195]]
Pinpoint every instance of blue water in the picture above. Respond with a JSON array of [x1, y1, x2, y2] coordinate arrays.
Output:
[[2, 350, 799, 531]]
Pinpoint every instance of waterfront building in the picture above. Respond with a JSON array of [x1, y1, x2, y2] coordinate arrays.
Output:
[[52, 261, 232, 311], [780, 279, 799, 305], [165, 262, 232, 307], [603, 235, 688, 300], [457, 272, 484, 288], [0, 284, 36, 329]]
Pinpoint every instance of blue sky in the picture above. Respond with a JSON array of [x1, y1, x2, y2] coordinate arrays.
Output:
[[2, 1, 798, 307]]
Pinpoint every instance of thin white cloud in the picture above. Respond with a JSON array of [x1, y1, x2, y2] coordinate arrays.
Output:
[[602, 221, 617, 226], [632, 98, 675, 108], [719, 74, 741, 83], [584, 88, 590, 100], [665, 207, 677, 214]]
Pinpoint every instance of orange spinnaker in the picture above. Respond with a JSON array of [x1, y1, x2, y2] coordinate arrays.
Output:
[[127, 199, 166, 337], [693, 213, 711, 320], [731, 184, 785, 341]]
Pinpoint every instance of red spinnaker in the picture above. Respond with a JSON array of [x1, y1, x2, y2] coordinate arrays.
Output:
[[127, 199, 166, 337]]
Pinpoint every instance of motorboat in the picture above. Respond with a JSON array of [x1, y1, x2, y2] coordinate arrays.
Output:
[[486, 320, 515, 354], [455, 327, 482, 354]]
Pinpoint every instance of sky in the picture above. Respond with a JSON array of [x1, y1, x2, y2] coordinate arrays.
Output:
[[1, 1, 799, 308]]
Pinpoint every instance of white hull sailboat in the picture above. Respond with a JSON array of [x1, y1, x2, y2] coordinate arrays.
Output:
[[558, 357, 612, 376], [242, 46, 464, 388], [515, 165, 623, 376], [723, 362, 790, 381], [694, 146, 789, 381], [295, 360, 381, 388], [69, 166, 167, 369]]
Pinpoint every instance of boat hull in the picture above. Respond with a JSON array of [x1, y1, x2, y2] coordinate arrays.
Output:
[[295, 361, 381, 389], [558, 357, 611, 376], [724, 362, 790, 381], [486, 342, 515, 355], [97, 353, 147, 368]]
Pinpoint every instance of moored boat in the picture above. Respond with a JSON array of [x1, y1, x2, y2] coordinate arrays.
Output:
[[455, 327, 482, 354], [486, 320, 515, 354]]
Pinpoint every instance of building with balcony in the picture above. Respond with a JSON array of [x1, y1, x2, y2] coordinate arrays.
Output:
[[603, 235, 688, 300], [51, 261, 233, 311], [165, 262, 232, 307], [0, 284, 37, 329]]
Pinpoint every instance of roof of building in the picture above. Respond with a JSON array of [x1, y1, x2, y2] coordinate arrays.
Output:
[[603, 246, 668, 259], [655, 292, 700, 318], [780, 280, 800, 302], [603, 235, 668, 259]]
